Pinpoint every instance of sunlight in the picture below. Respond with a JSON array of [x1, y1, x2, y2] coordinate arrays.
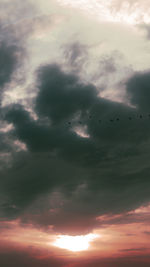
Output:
[[53, 233, 98, 252], [57, 0, 150, 25]]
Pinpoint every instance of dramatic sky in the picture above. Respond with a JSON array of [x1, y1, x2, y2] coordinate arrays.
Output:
[[1, 0, 150, 266]]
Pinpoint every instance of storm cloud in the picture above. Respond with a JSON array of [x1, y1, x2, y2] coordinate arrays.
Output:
[[0, 61, 150, 233]]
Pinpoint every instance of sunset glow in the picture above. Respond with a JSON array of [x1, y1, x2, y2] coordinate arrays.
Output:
[[53, 234, 98, 252]]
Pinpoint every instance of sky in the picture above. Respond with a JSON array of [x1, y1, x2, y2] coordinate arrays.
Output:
[[0, 0, 150, 266]]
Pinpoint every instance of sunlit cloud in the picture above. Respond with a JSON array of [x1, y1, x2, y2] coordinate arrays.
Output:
[[73, 125, 90, 139], [57, 0, 150, 25]]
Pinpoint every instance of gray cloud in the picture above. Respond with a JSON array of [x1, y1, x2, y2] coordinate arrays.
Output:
[[63, 42, 89, 73], [1, 62, 150, 233], [127, 71, 150, 112]]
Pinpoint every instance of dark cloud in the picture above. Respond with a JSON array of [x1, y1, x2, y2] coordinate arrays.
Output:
[[120, 248, 149, 252], [1, 244, 150, 267], [127, 71, 150, 112], [0, 245, 66, 267], [0, 6, 29, 172], [0, 0, 41, 110], [0, 0, 45, 154], [0, 42, 18, 88], [1, 61, 150, 233], [35, 64, 97, 124], [76, 257, 150, 267], [0, 36, 24, 105], [0, 241, 150, 267]]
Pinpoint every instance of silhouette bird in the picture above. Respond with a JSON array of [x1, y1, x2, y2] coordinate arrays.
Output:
[[63, 113, 150, 126]]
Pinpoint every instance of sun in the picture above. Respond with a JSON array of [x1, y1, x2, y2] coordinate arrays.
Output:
[[53, 233, 98, 252]]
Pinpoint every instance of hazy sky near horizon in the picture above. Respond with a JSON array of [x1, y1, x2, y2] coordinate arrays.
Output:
[[0, 1, 150, 266]]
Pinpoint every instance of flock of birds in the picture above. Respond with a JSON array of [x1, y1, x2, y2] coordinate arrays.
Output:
[[66, 114, 150, 125]]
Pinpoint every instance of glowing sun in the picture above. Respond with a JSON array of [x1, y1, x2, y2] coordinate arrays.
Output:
[[53, 233, 98, 252]]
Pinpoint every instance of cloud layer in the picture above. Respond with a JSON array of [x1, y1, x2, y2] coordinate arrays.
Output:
[[0, 58, 150, 233]]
